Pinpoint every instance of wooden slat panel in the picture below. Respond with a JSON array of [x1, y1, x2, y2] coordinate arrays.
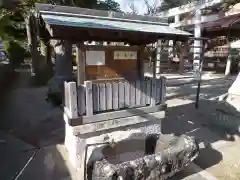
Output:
[[64, 82, 69, 108], [85, 81, 93, 116], [77, 84, 85, 115], [151, 79, 157, 106], [130, 81, 136, 107], [112, 82, 119, 110], [106, 83, 113, 110], [156, 78, 161, 104], [68, 82, 78, 118], [99, 83, 106, 111], [135, 80, 141, 106], [146, 80, 151, 105], [118, 81, 125, 109], [92, 83, 99, 113], [140, 80, 146, 106], [124, 81, 130, 108]]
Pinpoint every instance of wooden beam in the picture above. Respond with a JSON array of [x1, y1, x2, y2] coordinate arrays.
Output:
[[45, 24, 190, 44], [70, 111, 165, 135], [76, 43, 86, 85], [67, 104, 167, 126]]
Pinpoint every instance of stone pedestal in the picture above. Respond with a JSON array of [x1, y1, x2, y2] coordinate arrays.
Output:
[[64, 107, 199, 180], [203, 74, 240, 135], [64, 111, 163, 178], [91, 135, 199, 180]]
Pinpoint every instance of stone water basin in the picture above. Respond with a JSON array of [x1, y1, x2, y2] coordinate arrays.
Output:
[[90, 134, 199, 180]]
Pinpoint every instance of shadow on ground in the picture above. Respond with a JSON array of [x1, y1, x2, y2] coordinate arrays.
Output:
[[123, 99, 226, 179], [0, 67, 236, 180], [167, 77, 234, 101], [161, 99, 240, 179], [0, 67, 70, 180]]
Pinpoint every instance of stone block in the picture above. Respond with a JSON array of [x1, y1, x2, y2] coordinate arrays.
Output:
[[91, 135, 199, 180], [63, 107, 166, 180], [228, 73, 240, 96]]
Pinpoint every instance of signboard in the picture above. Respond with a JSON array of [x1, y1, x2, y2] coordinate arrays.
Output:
[[86, 51, 105, 65], [193, 60, 202, 81], [114, 51, 137, 60]]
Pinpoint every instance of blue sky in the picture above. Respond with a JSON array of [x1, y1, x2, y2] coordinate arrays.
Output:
[[115, 0, 162, 14]]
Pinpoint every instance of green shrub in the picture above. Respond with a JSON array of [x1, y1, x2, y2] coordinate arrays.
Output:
[[4, 40, 26, 68]]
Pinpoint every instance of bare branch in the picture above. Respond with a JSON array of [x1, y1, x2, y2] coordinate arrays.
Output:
[[128, 1, 138, 15], [143, 0, 158, 15]]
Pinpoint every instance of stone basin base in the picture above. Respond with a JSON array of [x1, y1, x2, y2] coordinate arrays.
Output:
[[89, 135, 199, 180]]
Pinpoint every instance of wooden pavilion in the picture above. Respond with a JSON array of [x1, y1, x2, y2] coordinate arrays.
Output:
[[34, 3, 192, 126], [33, 3, 193, 171]]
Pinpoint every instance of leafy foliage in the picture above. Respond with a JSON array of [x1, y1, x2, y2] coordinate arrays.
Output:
[[158, 0, 195, 12], [4, 40, 26, 67], [0, 0, 121, 68], [72, 0, 121, 11]]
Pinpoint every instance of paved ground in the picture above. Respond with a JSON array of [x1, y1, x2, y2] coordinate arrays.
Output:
[[165, 74, 240, 180], [0, 70, 239, 180]]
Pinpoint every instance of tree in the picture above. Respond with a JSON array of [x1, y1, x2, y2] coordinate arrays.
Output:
[[0, 3, 30, 67], [157, 0, 194, 12], [128, 0, 138, 15], [143, 0, 158, 15], [98, 0, 121, 11]]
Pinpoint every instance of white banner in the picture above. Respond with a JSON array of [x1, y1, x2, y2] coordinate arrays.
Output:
[[86, 51, 105, 65]]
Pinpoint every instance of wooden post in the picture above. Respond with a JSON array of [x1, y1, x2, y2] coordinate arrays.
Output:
[[76, 43, 86, 115], [137, 45, 145, 79], [179, 41, 188, 74], [85, 81, 93, 116], [25, 14, 39, 76], [68, 82, 78, 118], [64, 81, 69, 108], [76, 43, 86, 85]]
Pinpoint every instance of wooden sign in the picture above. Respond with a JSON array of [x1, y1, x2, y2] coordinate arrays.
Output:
[[114, 51, 137, 60]]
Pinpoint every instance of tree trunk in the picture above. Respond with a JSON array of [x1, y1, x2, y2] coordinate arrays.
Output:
[[53, 40, 73, 81], [46, 40, 73, 106], [25, 15, 39, 76]]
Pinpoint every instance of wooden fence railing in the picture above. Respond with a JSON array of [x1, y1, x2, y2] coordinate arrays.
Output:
[[64, 81, 78, 119], [64, 77, 166, 116], [82, 77, 166, 116]]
